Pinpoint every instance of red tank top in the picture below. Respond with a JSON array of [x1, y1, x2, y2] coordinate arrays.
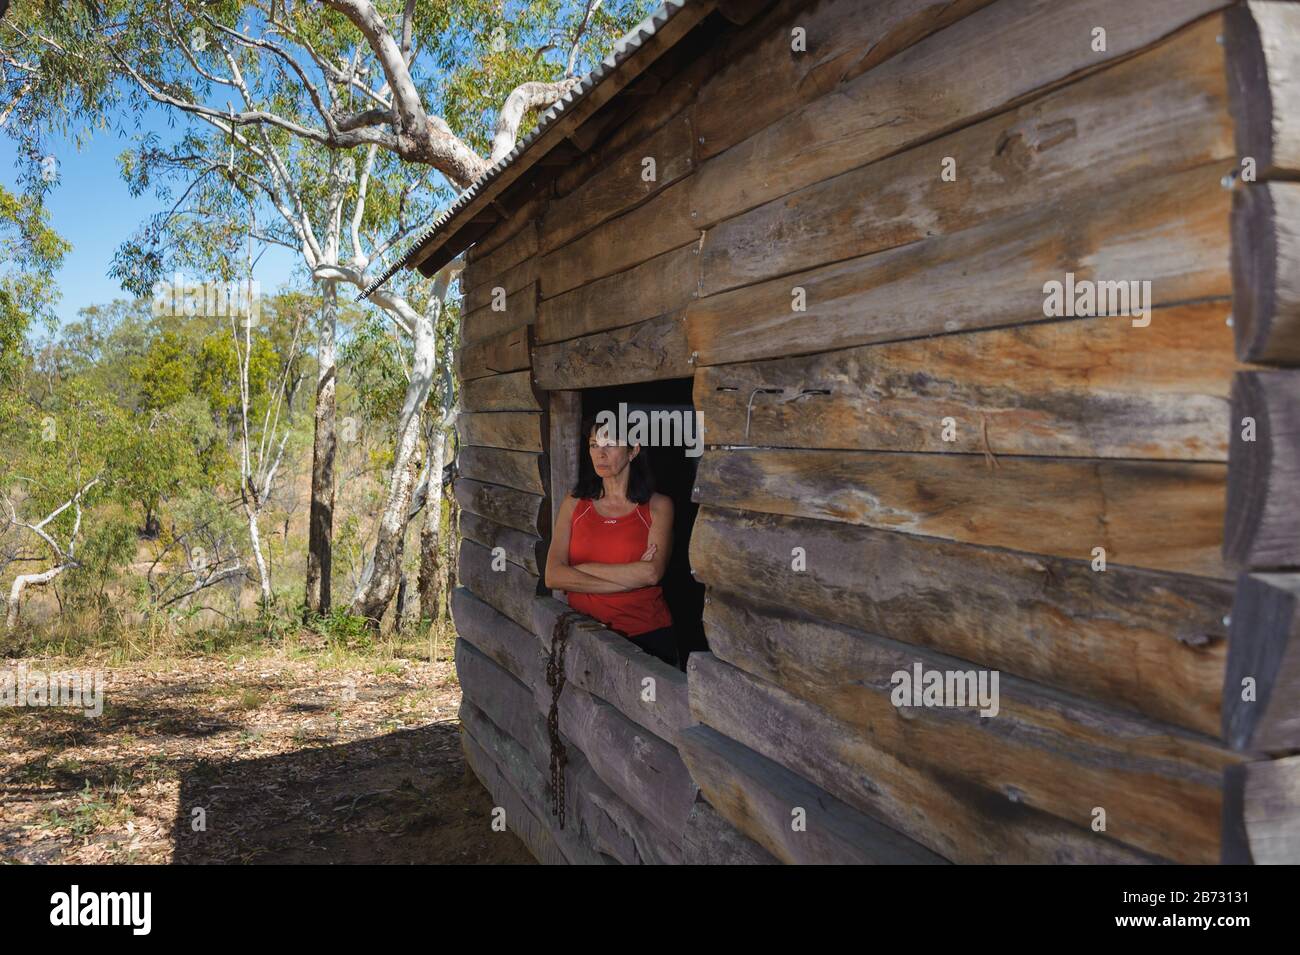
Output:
[[566, 498, 673, 638]]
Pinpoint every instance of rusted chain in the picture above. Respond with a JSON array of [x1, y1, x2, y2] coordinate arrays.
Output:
[[546, 609, 583, 828]]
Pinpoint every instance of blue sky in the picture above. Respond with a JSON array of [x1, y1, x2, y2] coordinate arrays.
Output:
[[1, 110, 301, 326]]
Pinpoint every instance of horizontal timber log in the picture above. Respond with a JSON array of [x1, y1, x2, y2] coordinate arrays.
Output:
[[690, 0, 1227, 225], [456, 638, 550, 758], [687, 163, 1230, 366], [534, 596, 692, 745], [532, 311, 693, 390], [694, 301, 1234, 460], [451, 588, 543, 685], [463, 256, 540, 315], [700, 592, 1245, 864], [456, 325, 531, 381], [457, 445, 546, 496], [678, 724, 946, 864], [542, 112, 696, 254], [1224, 371, 1300, 568], [457, 537, 540, 631], [688, 506, 1231, 735], [1230, 183, 1300, 363], [460, 282, 537, 346], [700, 17, 1231, 296], [462, 221, 538, 297], [1225, 1, 1300, 180], [693, 447, 1228, 579], [536, 243, 700, 344], [1222, 753, 1300, 863], [1224, 574, 1300, 752], [556, 680, 698, 839], [682, 796, 777, 865], [456, 412, 544, 454], [694, 0, 995, 162], [454, 477, 544, 536], [457, 513, 544, 575], [459, 370, 542, 412]]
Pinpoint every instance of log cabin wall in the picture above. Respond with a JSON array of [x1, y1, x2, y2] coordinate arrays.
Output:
[[444, 0, 1300, 864]]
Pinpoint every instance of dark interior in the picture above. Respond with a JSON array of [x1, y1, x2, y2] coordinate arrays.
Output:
[[578, 378, 708, 668]]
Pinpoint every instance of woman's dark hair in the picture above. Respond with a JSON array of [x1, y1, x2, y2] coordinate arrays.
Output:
[[571, 412, 655, 503]]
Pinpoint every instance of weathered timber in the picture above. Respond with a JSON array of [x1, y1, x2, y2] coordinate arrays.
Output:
[[458, 513, 544, 576], [460, 281, 538, 346], [1225, 371, 1300, 568], [457, 445, 546, 495], [557, 681, 698, 839], [456, 638, 550, 758], [678, 724, 947, 865], [694, 447, 1228, 579], [1230, 183, 1300, 363], [1224, 574, 1300, 751], [451, 587, 544, 684], [1224, 1, 1300, 180], [686, 163, 1230, 365], [546, 391, 583, 571], [460, 726, 571, 865], [694, 0, 995, 162], [689, 652, 1166, 864], [460, 700, 610, 865], [454, 477, 544, 536], [1222, 753, 1300, 864], [458, 537, 540, 631], [700, 592, 1245, 864], [536, 244, 700, 344], [540, 178, 700, 298], [533, 311, 692, 391], [682, 796, 778, 865], [542, 112, 696, 254], [462, 221, 538, 297], [535, 595, 692, 745], [460, 370, 542, 412], [456, 412, 544, 453], [688, 506, 1231, 735], [463, 256, 540, 315], [700, 17, 1231, 295], [456, 325, 531, 381], [694, 301, 1234, 460], [691, 0, 1227, 225]]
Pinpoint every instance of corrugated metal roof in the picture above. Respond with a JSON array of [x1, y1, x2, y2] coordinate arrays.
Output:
[[359, 0, 693, 300]]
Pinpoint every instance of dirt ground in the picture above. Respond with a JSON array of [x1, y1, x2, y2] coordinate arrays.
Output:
[[0, 649, 535, 864]]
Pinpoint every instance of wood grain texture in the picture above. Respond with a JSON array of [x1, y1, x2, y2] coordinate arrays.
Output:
[[699, 17, 1231, 296], [459, 370, 542, 412], [688, 506, 1231, 735], [532, 311, 693, 390], [456, 324, 531, 381], [1230, 183, 1300, 363], [694, 0, 996, 162], [546, 391, 583, 582], [699, 592, 1244, 864], [454, 477, 544, 536], [694, 447, 1228, 579], [681, 796, 777, 865], [536, 243, 699, 344], [1222, 753, 1300, 863], [691, 0, 1227, 225], [1225, 370, 1300, 568], [694, 301, 1234, 461], [458, 536, 541, 631], [456, 411, 543, 453], [457, 445, 546, 495], [689, 652, 1164, 864], [542, 111, 696, 254], [1224, 1, 1300, 179], [463, 256, 539, 315], [687, 163, 1230, 366], [1224, 573, 1300, 752], [534, 595, 692, 746], [460, 281, 537, 346], [540, 177, 700, 298], [458, 512, 544, 575], [451, 587, 543, 685], [462, 220, 538, 297], [678, 724, 947, 865]]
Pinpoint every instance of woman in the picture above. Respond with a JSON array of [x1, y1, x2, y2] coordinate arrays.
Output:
[[544, 414, 676, 667]]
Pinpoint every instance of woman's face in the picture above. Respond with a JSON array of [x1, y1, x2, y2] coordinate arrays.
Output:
[[589, 426, 638, 478]]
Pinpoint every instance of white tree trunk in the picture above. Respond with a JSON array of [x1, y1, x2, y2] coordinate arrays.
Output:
[[5, 565, 68, 629]]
